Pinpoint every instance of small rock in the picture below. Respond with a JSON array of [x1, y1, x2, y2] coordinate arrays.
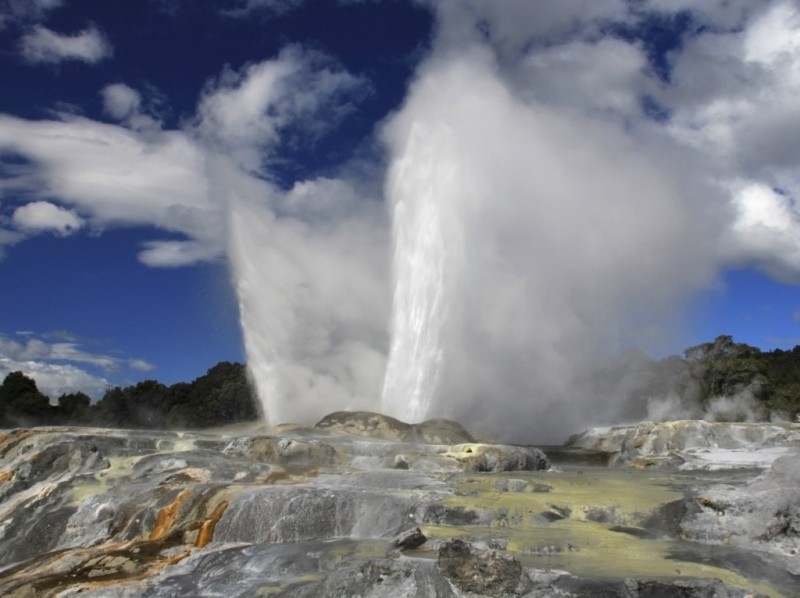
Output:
[[445, 444, 550, 472], [392, 526, 427, 550], [541, 505, 571, 522], [392, 455, 410, 470], [437, 538, 533, 597]]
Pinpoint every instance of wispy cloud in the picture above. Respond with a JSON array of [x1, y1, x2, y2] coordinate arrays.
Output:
[[0, 332, 157, 398], [0, 112, 219, 266], [220, 0, 306, 18], [2, 334, 118, 371], [128, 358, 156, 372], [19, 24, 112, 64], [2, 0, 64, 24]]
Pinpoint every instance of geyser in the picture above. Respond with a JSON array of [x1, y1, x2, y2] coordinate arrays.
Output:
[[376, 46, 718, 441], [223, 3, 800, 444], [226, 45, 720, 443]]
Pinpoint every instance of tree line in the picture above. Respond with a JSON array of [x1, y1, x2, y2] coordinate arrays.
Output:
[[0, 362, 259, 429], [2, 336, 799, 430]]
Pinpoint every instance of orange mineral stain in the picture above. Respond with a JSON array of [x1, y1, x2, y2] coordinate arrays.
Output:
[[150, 489, 192, 540], [195, 500, 229, 548]]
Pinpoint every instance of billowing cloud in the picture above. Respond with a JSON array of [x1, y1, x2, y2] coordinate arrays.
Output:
[[19, 24, 112, 64], [0, 46, 370, 273], [196, 45, 369, 173], [725, 183, 800, 283], [431, 0, 630, 55], [12, 200, 83, 234], [654, 0, 800, 280]]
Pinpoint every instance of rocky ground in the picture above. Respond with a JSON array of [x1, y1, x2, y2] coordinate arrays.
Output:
[[0, 413, 798, 597]]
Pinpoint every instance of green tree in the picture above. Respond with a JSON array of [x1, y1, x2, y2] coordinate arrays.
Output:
[[92, 386, 132, 427], [0, 371, 53, 425], [683, 335, 766, 405], [57, 392, 91, 423], [182, 362, 258, 428], [760, 346, 800, 420]]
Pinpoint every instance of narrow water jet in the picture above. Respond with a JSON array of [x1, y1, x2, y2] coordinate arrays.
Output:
[[381, 123, 454, 422]]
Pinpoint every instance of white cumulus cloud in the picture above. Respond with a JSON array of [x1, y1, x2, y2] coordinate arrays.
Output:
[[0, 358, 109, 400], [12, 200, 83, 235]]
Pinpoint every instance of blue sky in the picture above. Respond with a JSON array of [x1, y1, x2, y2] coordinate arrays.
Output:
[[0, 0, 799, 417]]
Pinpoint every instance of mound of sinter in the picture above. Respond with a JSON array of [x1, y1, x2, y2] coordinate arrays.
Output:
[[0, 413, 787, 597]]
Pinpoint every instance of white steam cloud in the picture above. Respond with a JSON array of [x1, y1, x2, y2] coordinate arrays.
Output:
[[195, 48, 389, 423], [380, 44, 719, 440]]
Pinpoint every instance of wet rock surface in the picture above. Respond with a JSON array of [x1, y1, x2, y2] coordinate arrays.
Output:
[[0, 415, 796, 596], [568, 420, 800, 470], [437, 538, 534, 596]]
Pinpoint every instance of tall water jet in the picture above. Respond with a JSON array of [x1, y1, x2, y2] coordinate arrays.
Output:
[[381, 123, 455, 422]]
